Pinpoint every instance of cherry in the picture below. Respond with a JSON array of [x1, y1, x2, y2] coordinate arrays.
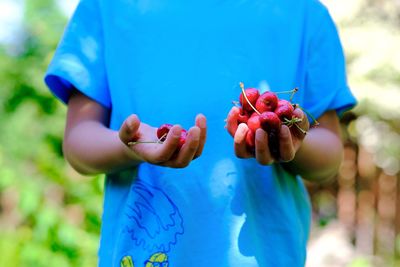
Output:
[[274, 99, 294, 121], [178, 129, 187, 149], [129, 123, 187, 149], [259, 112, 281, 133], [156, 124, 187, 149], [246, 129, 256, 151], [237, 107, 250, 124], [157, 123, 173, 141], [255, 91, 278, 113], [240, 88, 260, 113], [247, 113, 261, 132]]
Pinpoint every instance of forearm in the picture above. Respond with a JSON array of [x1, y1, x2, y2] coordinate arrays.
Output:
[[282, 127, 343, 182], [63, 120, 141, 175]]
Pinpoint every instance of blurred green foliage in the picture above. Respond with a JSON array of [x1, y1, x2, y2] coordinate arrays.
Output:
[[0, 0, 102, 266]]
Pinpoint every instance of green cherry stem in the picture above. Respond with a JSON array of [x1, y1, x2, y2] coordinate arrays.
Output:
[[239, 82, 261, 115], [283, 117, 307, 135], [128, 140, 163, 146], [275, 87, 298, 95], [127, 133, 167, 146], [275, 87, 298, 102], [296, 105, 320, 127], [294, 123, 307, 135], [289, 87, 298, 102]]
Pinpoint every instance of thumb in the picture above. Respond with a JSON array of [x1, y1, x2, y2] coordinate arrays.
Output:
[[226, 106, 240, 137], [119, 114, 141, 145]]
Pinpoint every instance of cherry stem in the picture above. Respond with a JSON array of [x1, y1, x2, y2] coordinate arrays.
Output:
[[296, 105, 320, 127], [289, 87, 298, 102], [294, 123, 307, 135], [128, 140, 163, 146], [275, 87, 298, 95], [239, 82, 261, 115], [275, 87, 298, 102], [128, 133, 167, 146], [283, 117, 307, 134]]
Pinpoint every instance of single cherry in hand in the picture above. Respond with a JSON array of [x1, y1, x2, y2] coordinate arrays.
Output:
[[240, 88, 260, 113], [274, 99, 294, 121], [255, 91, 278, 113], [247, 112, 261, 133], [129, 123, 187, 151], [156, 124, 187, 149], [157, 123, 173, 141], [237, 107, 250, 124]]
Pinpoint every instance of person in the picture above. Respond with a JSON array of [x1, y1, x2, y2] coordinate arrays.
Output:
[[44, 0, 357, 266]]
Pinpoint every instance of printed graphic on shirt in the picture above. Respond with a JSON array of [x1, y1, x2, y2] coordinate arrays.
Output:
[[124, 180, 184, 253], [120, 255, 134, 267], [144, 252, 169, 267]]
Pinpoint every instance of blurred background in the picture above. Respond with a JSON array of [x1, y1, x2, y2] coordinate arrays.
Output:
[[0, 0, 399, 266]]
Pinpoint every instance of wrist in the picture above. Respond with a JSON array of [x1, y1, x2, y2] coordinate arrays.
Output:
[[280, 127, 343, 182], [117, 133, 144, 165]]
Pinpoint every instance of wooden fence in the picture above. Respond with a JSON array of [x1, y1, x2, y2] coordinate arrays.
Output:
[[306, 114, 400, 262]]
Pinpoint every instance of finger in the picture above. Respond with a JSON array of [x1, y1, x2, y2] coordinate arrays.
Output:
[[153, 125, 182, 163], [291, 108, 309, 139], [234, 123, 252, 158], [279, 125, 295, 162], [226, 107, 240, 137], [194, 114, 207, 158], [119, 114, 140, 145], [255, 128, 274, 165], [171, 126, 201, 168]]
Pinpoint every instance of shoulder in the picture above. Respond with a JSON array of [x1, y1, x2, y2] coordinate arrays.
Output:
[[305, 0, 332, 23], [300, 0, 338, 42]]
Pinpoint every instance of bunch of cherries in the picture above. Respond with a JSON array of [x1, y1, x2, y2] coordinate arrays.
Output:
[[235, 82, 312, 158]]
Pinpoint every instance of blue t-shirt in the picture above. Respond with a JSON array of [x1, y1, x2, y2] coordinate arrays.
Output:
[[45, 0, 356, 266]]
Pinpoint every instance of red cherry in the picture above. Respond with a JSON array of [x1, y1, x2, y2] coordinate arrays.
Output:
[[245, 129, 256, 151], [247, 113, 261, 132], [255, 91, 278, 113], [259, 112, 282, 133], [259, 112, 281, 159], [237, 107, 250, 124], [178, 129, 187, 149], [157, 124, 187, 149], [157, 123, 173, 141], [274, 100, 294, 121], [240, 88, 260, 112]]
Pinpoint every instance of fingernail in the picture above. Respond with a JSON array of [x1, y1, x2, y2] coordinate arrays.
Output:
[[198, 118, 206, 128], [281, 126, 289, 138], [255, 129, 263, 142], [191, 132, 200, 142], [172, 127, 182, 138], [126, 119, 134, 132]]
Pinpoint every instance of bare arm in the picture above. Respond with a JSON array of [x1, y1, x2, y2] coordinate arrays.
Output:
[[281, 110, 343, 182], [63, 90, 207, 175], [63, 90, 136, 174]]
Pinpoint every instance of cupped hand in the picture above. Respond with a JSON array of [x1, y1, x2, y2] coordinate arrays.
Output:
[[226, 106, 309, 165], [119, 114, 207, 168]]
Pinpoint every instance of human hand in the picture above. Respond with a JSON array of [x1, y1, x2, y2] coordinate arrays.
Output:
[[119, 114, 207, 168], [226, 106, 309, 165]]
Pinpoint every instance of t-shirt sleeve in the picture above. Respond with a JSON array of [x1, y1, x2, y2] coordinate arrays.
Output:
[[44, 0, 110, 108], [302, 7, 357, 120]]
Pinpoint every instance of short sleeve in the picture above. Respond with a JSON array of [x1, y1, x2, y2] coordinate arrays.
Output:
[[302, 7, 357, 119], [44, 0, 110, 108]]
